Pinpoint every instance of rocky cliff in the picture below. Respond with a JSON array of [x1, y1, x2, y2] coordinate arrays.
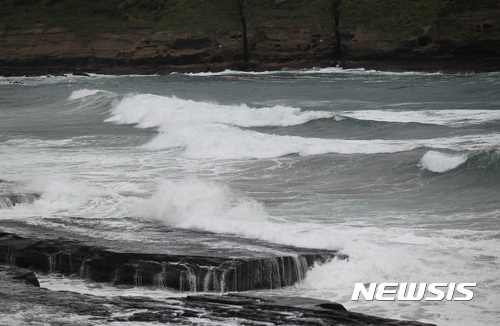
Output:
[[337, 0, 500, 71], [0, 0, 499, 75]]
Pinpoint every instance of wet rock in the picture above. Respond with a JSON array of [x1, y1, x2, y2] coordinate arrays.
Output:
[[0, 264, 436, 325], [0, 226, 346, 292], [12, 271, 40, 287], [0, 194, 40, 208], [2, 265, 40, 287], [0, 180, 41, 208], [185, 294, 437, 325]]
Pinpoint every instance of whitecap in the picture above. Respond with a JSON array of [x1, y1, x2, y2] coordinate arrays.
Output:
[[419, 151, 468, 173], [339, 109, 500, 127], [68, 89, 107, 100], [103, 93, 500, 159], [181, 67, 442, 77], [135, 178, 343, 250], [105, 94, 420, 159], [105, 94, 334, 128]]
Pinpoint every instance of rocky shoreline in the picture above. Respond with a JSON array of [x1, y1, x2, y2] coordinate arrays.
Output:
[[0, 210, 437, 325], [0, 53, 498, 77], [1, 264, 436, 325], [0, 228, 344, 292]]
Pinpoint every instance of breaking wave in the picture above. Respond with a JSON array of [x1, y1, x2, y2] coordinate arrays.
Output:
[[103, 93, 500, 159], [135, 179, 267, 228], [105, 93, 334, 128], [68, 89, 107, 100], [135, 178, 342, 249], [419, 151, 468, 173], [181, 67, 443, 77], [339, 109, 500, 127], [419, 149, 500, 174]]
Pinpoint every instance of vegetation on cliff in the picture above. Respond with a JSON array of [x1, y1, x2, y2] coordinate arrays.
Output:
[[1, 0, 456, 43], [1, 0, 241, 42], [338, 0, 455, 43]]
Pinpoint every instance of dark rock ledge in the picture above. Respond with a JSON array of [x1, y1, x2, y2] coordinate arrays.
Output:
[[0, 264, 435, 325], [0, 219, 436, 325], [0, 228, 345, 292]]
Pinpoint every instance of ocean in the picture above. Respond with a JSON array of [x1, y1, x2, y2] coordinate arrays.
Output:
[[1, 68, 499, 325]]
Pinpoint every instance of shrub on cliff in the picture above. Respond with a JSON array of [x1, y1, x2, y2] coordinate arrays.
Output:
[[338, 0, 455, 42]]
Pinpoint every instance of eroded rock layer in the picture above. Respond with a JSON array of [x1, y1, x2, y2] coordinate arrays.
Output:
[[0, 227, 346, 292]]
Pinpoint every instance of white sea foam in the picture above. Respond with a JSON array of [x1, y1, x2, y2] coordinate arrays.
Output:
[[182, 67, 442, 77], [136, 179, 266, 225], [147, 127, 420, 159], [105, 94, 419, 159], [40, 276, 185, 298], [105, 94, 500, 159], [181, 67, 346, 77], [419, 151, 468, 173], [134, 183, 499, 326], [68, 89, 106, 100], [425, 133, 500, 152], [21, 177, 105, 212], [106, 94, 333, 128], [340, 109, 500, 127], [292, 227, 500, 326], [135, 178, 342, 249]]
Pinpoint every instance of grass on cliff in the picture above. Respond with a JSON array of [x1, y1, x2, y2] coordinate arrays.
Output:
[[0, 0, 242, 43], [339, 0, 455, 43], [243, 0, 335, 27], [1, 0, 457, 46], [1, 0, 128, 43]]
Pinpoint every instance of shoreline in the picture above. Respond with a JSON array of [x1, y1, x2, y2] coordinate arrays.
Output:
[[0, 228, 434, 326], [1, 57, 499, 77], [0, 264, 436, 325]]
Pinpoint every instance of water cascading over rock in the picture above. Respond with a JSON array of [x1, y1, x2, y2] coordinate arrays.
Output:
[[0, 230, 346, 292]]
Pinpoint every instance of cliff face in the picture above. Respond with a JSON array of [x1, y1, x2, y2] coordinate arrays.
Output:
[[0, 26, 245, 74], [0, 0, 499, 75], [338, 0, 500, 70]]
